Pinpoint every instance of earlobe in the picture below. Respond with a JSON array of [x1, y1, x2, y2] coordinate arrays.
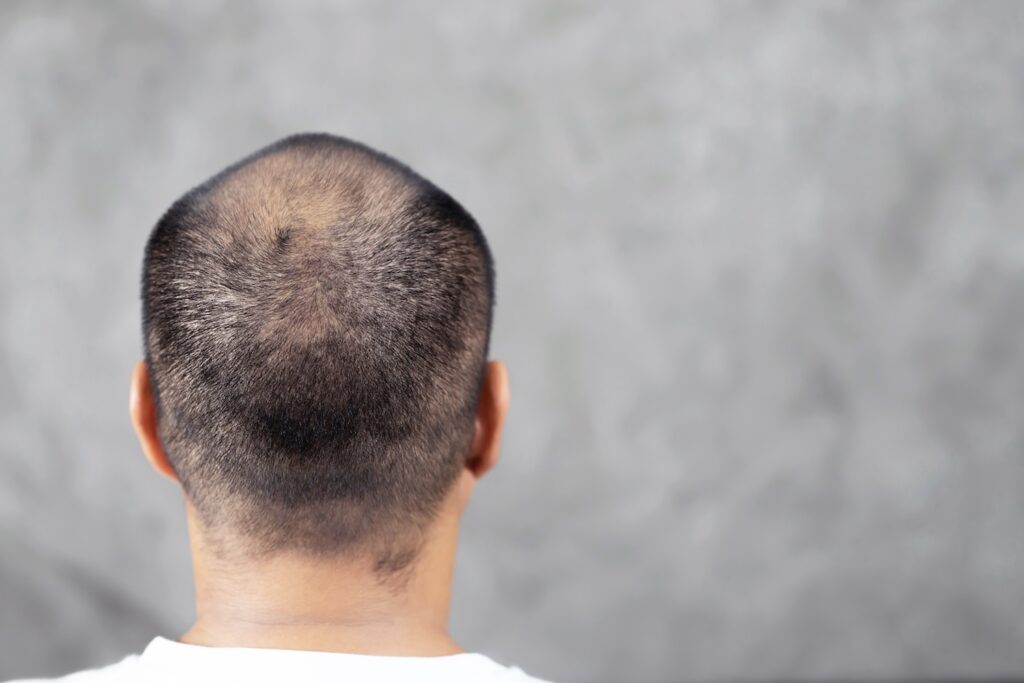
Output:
[[129, 360, 179, 483]]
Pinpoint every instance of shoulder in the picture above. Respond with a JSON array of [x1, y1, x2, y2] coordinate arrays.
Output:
[[503, 671, 553, 682], [501, 670, 554, 683], [5, 654, 143, 683], [486, 661, 554, 683]]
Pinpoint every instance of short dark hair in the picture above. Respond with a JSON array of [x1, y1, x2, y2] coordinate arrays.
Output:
[[141, 133, 494, 568]]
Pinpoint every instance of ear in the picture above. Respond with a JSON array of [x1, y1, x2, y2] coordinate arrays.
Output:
[[455, 360, 510, 510], [129, 359, 179, 483]]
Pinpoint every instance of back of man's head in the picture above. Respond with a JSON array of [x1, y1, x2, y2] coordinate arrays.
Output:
[[141, 133, 494, 568]]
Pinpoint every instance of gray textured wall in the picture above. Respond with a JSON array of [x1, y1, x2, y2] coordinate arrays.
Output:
[[1, 1, 1023, 681]]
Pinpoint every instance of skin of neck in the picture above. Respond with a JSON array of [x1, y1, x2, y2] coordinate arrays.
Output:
[[179, 482, 470, 656], [129, 358, 510, 658]]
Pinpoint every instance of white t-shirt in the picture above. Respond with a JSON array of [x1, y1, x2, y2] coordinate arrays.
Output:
[[8, 637, 551, 683]]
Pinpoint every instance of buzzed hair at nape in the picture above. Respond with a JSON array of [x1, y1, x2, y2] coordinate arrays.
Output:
[[141, 133, 494, 569]]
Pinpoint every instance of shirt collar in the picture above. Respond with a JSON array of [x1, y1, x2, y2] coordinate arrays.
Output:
[[139, 636, 510, 682]]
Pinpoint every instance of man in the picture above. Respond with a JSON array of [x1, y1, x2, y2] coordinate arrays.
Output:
[[12, 134, 548, 682]]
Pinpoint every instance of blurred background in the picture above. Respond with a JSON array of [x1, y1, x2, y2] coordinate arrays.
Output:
[[1, 1, 1023, 681]]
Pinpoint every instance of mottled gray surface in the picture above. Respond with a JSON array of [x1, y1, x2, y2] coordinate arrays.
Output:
[[1, 1, 1023, 681]]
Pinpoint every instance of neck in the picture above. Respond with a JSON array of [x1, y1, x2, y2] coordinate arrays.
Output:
[[180, 504, 463, 657]]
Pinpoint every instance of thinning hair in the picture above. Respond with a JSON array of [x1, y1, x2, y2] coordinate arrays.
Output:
[[141, 133, 494, 569]]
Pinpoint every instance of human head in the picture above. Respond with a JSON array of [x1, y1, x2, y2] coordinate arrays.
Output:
[[130, 133, 508, 572]]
